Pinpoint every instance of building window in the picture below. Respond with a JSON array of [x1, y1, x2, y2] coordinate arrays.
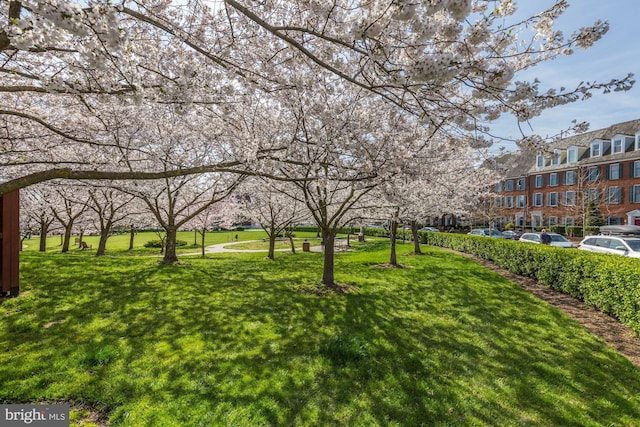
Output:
[[534, 175, 543, 188], [636, 132, 640, 150], [563, 217, 575, 226], [551, 150, 561, 165], [537, 154, 545, 168], [607, 217, 623, 225], [612, 138, 624, 154], [505, 180, 514, 191], [533, 193, 543, 207], [515, 214, 525, 227], [549, 173, 558, 186], [494, 181, 503, 192], [547, 192, 558, 207], [634, 161, 640, 178], [516, 195, 526, 208], [494, 197, 502, 208], [608, 163, 621, 180], [516, 178, 526, 190], [505, 196, 514, 208], [564, 170, 576, 185], [586, 166, 600, 182], [632, 185, 640, 203], [563, 191, 576, 206], [585, 188, 600, 203], [567, 146, 578, 163], [591, 141, 601, 157], [548, 216, 558, 226], [605, 186, 622, 204]]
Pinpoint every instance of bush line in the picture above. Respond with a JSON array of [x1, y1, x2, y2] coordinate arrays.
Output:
[[419, 232, 640, 334]]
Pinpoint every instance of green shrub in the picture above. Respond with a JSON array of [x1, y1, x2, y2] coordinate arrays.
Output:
[[566, 226, 583, 238], [419, 232, 640, 334], [143, 240, 188, 248], [235, 226, 245, 231]]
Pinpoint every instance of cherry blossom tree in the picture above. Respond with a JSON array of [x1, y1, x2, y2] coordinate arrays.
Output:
[[259, 75, 432, 288], [47, 184, 90, 252], [0, 1, 635, 197], [185, 199, 240, 258], [124, 173, 241, 264], [18, 185, 56, 251], [241, 178, 309, 260], [84, 186, 137, 256]]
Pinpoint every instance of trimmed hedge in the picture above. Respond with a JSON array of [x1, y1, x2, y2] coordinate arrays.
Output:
[[144, 240, 188, 248], [419, 232, 640, 334]]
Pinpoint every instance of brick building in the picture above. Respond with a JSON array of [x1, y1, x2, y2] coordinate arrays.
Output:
[[488, 118, 640, 230]]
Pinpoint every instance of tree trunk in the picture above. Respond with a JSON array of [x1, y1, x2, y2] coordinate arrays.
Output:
[[129, 226, 135, 250], [389, 219, 398, 266], [162, 226, 179, 264], [321, 229, 336, 287], [61, 225, 72, 253], [78, 229, 85, 247], [288, 232, 296, 254], [411, 220, 422, 255], [201, 229, 206, 258], [96, 221, 112, 256], [268, 233, 276, 260], [39, 222, 49, 252]]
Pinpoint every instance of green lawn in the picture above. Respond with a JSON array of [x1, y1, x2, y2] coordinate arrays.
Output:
[[21, 230, 323, 255], [3, 241, 640, 426]]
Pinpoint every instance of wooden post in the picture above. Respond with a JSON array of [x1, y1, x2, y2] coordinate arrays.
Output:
[[1, 190, 20, 297]]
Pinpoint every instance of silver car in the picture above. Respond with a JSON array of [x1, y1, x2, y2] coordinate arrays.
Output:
[[577, 235, 640, 258], [468, 229, 504, 238], [519, 232, 575, 248]]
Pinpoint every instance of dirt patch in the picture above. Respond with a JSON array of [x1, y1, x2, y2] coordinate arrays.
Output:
[[459, 251, 640, 367]]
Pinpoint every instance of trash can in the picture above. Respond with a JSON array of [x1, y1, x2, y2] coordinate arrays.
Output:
[[302, 241, 310, 252]]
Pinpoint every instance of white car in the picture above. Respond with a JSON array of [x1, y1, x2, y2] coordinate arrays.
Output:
[[519, 232, 575, 248], [577, 235, 640, 258]]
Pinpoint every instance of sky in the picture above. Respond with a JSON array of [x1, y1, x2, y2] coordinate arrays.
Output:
[[489, 0, 640, 152]]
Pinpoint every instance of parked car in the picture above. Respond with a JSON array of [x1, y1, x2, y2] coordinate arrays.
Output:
[[519, 232, 575, 248], [468, 229, 504, 238], [578, 235, 640, 258], [502, 230, 522, 240], [419, 227, 439, 232]]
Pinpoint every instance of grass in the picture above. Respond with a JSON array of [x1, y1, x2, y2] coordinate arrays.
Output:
[[20, 230, 323, 255], [3, 240, 640, 425]]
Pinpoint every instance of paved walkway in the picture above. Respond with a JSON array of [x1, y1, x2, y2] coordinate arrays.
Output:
[[203, 240, 321, 253]]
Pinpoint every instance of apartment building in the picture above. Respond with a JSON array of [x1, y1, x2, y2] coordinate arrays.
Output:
[[490, 118, 640, 229]]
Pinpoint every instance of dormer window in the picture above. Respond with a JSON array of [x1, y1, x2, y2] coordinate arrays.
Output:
[[551, 149, 561, 165], [612, 137, 625, 154], [567, 146, 578, 163], [591, 141, 602, 157], [636, 131, 640, 150], [536, 154, 545, 168]]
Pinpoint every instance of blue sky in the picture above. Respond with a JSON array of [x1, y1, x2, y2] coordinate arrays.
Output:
[[489, 0, 640, 151]]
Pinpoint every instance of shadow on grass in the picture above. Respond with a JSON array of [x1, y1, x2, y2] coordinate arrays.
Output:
[[1, 248, 640, 425]]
